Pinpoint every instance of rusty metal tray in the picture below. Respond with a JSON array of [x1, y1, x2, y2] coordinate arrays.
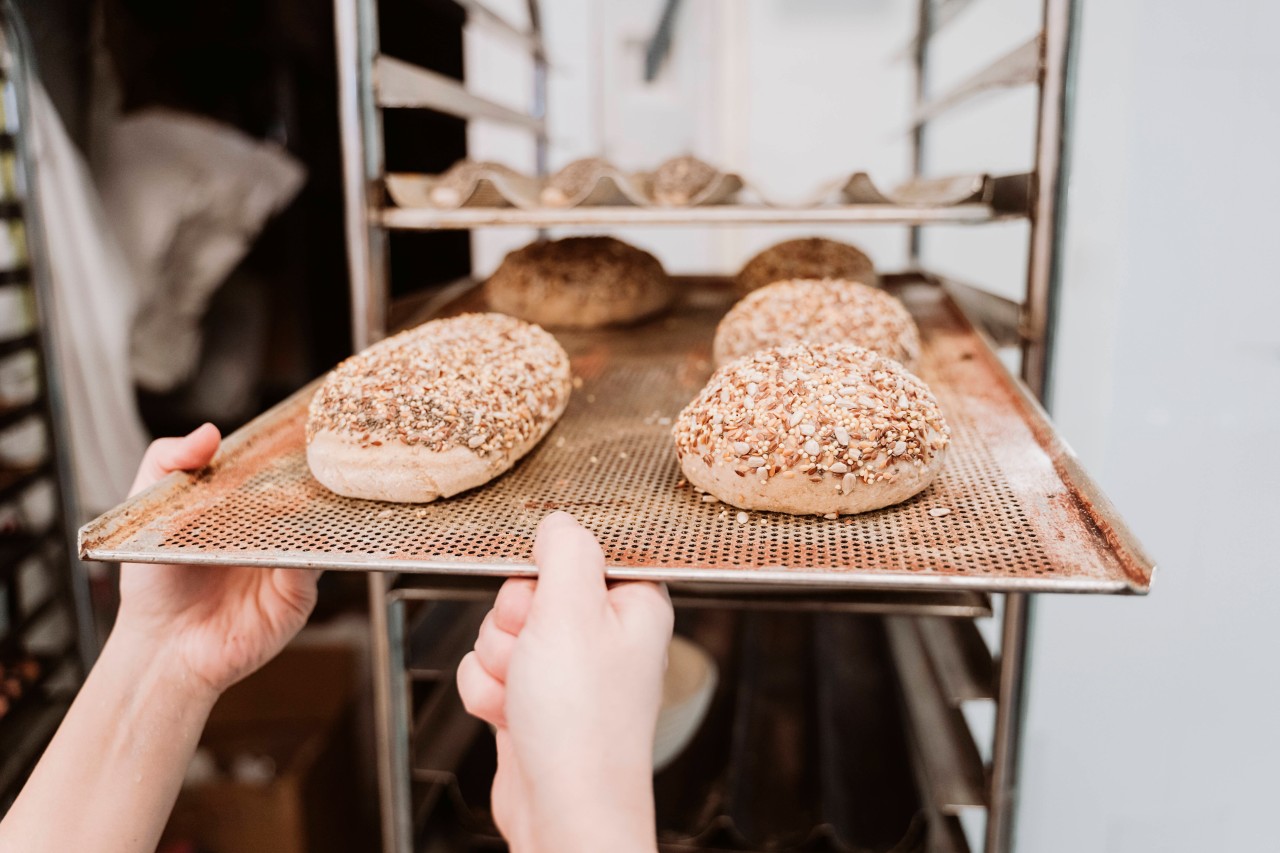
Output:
[[79, 276, 1154, 594]]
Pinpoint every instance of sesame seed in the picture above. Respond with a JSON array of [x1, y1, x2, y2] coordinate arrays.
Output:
[[929, 507, 952, 517]]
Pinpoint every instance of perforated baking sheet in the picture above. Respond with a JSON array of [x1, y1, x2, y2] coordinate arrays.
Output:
[[80, 278, 1154, 594]]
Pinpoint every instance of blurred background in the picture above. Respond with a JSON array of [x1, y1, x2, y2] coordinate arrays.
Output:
[[0, 0, 1275, 851]]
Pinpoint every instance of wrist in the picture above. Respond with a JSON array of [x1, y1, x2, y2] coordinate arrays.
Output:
[[102, 622, 222, 712], [529, 767, 657, 853]]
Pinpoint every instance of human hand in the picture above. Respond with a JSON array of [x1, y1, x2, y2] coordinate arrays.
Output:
[[457, 511, 673, 853], [115, 424, 319, 700]]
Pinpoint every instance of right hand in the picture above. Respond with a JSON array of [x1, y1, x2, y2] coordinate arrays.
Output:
[[457, 512, 673, 853]]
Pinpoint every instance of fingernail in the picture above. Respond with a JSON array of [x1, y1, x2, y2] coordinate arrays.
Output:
[[186, 422, 215, 438], [541, 510, 577, 530]]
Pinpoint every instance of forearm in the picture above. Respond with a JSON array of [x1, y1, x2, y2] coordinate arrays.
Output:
[[0, 627, 218, 852]]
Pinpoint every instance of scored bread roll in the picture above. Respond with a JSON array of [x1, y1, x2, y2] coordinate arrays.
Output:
[[736, 237, 877, 293], [306, 313, 571, 503], [713, 279, 921, 370], [652, 155, 719, 205], [540, 157, 610, 206], [428, 160, 521, 207], [673, 343, 950, 515], [485, 236, 672, 329]]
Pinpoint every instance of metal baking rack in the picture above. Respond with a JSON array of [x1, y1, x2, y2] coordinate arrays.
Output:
[[339, 0, 1136, 851], [0, 0, 92, 810]]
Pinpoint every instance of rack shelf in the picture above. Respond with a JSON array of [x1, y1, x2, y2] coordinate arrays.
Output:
[[380, 202, 1009, 230]]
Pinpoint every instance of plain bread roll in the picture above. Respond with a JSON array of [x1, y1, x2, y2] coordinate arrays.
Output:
[[485, 236, 671, 329], [736, 237, 877, 293], [306, 313, 571, 502], [673, 343, 949, 515]]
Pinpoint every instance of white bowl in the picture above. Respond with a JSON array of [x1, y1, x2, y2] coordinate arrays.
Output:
[[653, 635, 718, 773]]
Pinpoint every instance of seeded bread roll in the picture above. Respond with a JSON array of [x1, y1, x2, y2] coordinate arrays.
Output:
[[485, 236, 672, 329], [306, 313, 571, 503], [713, 279, 921, 370], [736, 237, 877, 293], [673, 343, 950, 515]]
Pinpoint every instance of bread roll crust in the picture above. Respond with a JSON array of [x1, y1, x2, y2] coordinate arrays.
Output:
[[713, 278, 921, 370], [736, 237, 877, 293], [485, 236, 671, 328], [673, 343, 949, 516], [306, 313, 571, 502]]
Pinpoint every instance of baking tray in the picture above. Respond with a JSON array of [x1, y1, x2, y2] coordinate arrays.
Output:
[[79, 276, 1154, 594]]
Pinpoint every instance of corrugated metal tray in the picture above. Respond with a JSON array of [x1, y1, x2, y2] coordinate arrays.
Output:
[[79, 276, 1154, 594]]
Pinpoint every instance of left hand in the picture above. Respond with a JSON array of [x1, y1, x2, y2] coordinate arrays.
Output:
[[116, 424, 319, 698]]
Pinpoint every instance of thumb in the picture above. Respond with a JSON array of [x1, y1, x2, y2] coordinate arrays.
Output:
[[131, 423, 221, 495], [529, 511, 607, 616], [609, 581, 674, 646]]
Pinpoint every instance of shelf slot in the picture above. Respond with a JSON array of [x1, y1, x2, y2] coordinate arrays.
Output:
[[375, 55, 545, 132], [885, 617, 987, 814], [915, 617, 995, 704], [911, 35, 1042, 127], [0, 462, 48, 505], [0, 332, 36, 359], [0, 399, 37, 431]]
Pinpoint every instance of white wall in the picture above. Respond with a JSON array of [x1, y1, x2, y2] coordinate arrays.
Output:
[[1018, 1, 1280, 850]]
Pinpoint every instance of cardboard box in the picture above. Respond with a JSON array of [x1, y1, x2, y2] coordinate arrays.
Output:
[[164, 645, 365, 853]]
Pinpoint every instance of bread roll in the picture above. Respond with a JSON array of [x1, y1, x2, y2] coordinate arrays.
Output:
[[713, 278, 920, 370], [673, 343, 949, 515], [485, 236, 672, 329], [652, 155, 718, 205], [540, 157, 610, 206], [306, 313, 571, 503], [428, 160, 521, 207], [736, 237, 877, 293]]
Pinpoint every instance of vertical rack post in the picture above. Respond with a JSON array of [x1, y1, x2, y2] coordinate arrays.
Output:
[[334, 0, 406, 850], [526, 0, 549, 179], [1021, 0, 1079, 401], [990, 2, 1080, 851], [908, 0, 932, 266]]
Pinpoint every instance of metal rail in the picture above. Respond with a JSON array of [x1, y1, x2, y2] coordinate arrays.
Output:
[[375, 55, 546, 130], [380, 202, 1005, 229], [911, 35, 1043, 128]]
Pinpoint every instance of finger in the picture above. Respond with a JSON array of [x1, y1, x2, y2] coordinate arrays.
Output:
[[131, 423, 222, 495], [492, 578, 535, 635], [271, 568, 321, 617], [609, 581, 675, 643], [529, 511, 607, 615], [457, 651, 506, 727], [473, 611, 518, 683]]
